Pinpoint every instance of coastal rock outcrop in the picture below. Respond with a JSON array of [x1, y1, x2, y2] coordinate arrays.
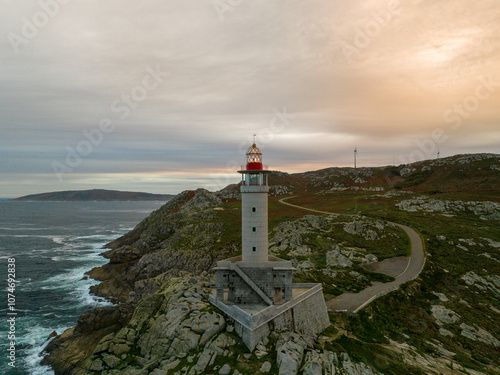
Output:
[[396, 197, 500, 220], [460, 323, 500, 347], [431, 305, 460, 325], [326, 247, 353, 268], [300, 350, 380, 375], [81, 276, 232, 374], [41, 304, 133, 374], [42, 188, 235, 374], [461, 272, 500, 297], [84, 188, 231, 303]]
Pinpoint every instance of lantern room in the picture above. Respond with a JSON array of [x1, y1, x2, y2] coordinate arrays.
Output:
[[246, 143, 263, 170], [239, 143, 270, 186]]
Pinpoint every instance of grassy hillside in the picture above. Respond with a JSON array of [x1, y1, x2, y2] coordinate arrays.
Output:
[[263, 153, 500, 374]]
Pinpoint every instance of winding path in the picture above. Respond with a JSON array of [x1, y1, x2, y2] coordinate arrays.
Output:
[[278, 197, 426, 313]]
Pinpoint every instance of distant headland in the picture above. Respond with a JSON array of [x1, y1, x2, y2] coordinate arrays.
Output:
[[14, 189, 175, 201]]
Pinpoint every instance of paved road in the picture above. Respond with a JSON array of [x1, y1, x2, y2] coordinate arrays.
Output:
[[278, 197, 426, 313]]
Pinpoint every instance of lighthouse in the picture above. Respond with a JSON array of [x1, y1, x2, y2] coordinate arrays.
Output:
[[210, 140, 330, 350], [238, 143, 272, 262]]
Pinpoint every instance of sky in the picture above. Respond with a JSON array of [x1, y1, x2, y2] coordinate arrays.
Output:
[[1, 0, 499, 197]]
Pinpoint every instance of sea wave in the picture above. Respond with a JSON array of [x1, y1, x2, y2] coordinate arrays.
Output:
[[0, 200, 159, 373], [22, 324, 71, 375], [73, 234, 115, 240], [0, 234, 67, 245], [0, 227, 47, 231]]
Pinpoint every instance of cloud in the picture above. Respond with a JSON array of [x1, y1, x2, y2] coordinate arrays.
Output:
[[0, 0, 499, 197]]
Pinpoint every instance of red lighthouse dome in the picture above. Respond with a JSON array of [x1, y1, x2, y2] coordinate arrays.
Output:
[[246, 143, 263, 170]]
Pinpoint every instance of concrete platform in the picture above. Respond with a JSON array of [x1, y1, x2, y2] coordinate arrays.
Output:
[[209, 283, 330, 350]]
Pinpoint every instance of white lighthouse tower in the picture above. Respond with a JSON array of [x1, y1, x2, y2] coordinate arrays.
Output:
[[211, 140, 330, 350], [238, 143, 271, 262]]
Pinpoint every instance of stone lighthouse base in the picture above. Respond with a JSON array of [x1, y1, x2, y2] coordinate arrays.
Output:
[[209, 283, 330, 350]]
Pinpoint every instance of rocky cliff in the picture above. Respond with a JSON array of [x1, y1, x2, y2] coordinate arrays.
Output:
[[42, 188, 236, 373], [86, 189, 229, 303], [45, 272, 380, 375]]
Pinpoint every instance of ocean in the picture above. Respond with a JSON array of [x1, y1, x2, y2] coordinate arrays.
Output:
[[0, 200, 166, 375]]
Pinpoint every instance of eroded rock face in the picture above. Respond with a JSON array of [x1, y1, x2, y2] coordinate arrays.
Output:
[[68, 288, 381, 375], [269, 215, 393, 288], [276, 333, 310, 375], [460, 323, 500, 347], [396, 197, 500, 220], [326, 247, 353, 268], [400, 167, 416, 177], [270, 185, 289, 196], [41, 304, 133, 374], [82, 276, 235, 374], [461, 272, 500, 297], [85, 189, 232, 304], [439, 328, 454, 337], [301, 350, 379, 375], [431, 305, 460, 325], [343, 220, 385, 241], [42, 189, 234, 374], [179, 188, 222, 213]]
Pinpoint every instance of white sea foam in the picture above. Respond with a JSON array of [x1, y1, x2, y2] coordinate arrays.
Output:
[[18, 252, 112, 373], [0, 227, 47, 231], [74, 234, 114, 240], [50, 241, 107, 259], [0, 235, 67, 245], [40, 265, 99, 289], [21, 324, 70, 375], [51, 237, 66, 244], [25, 249, 52, 254], [0, 234, 38, 238], [39, 250, 112, 307], [1, 200, 157, 373], [51, 253, 103, 262], [72, 282, 113, 308]]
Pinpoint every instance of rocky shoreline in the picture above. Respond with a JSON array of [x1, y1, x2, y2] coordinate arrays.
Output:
[[41, 189, 232, 373]]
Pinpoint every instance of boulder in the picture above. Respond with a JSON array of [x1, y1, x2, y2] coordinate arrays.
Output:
[[102, 353, 121, 368], [439, 328, 454, 337], [343, 221, 379, 240], [431, 305, 460, 324], [400, 167, 416, 177], [460, 323, 500, 347], [189, 349, 215, 374], [432, 292, 449, 302], [276, 333, 309, 375], [326, 247, 353, 268], [260, 361, 272, 373]]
